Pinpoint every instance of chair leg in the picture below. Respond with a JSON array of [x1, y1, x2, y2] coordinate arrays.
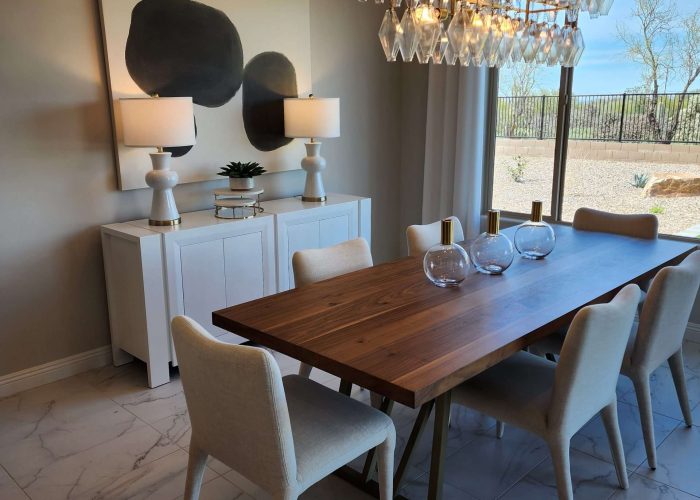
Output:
[[601, 401, 629, 490], [631, 373, 657, 470], [298, 363, 312, 378], [548, 437, 573, 500], [376, 430, 396, 500], [668, 349, 694, 427], [496, 421, 505, 439], [370, 391, 383, 408], [183, 442, 208, 500]]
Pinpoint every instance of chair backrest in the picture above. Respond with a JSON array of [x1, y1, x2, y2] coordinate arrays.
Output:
[[548, 284, 641, 436], [292, 237, 373, 287], [406, 216, 465, 257], [573, 208, 658, 239], [171, 316, 297, 496], [632, 251, 700, 370]]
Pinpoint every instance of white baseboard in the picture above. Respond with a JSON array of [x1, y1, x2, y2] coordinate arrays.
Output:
[[0, 346, 112, 399], [687, 322, 700, 344]]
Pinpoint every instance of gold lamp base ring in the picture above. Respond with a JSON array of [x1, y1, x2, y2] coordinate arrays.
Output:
[[301, 195, 327, 203], [149, 217, 182, 227]]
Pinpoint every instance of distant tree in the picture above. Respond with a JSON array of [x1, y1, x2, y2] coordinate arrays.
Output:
[[502, 62, 541, 97], [500, 63, 544, 137], [617, 0, 700, 142]]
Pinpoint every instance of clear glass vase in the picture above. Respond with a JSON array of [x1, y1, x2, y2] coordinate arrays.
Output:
[[424, 218, 470, 287], [514, 200, 556, 259], [470, 210, 514, 275]]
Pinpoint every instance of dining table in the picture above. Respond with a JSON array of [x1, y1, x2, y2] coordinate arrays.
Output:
[[212, 224, 697, 500]]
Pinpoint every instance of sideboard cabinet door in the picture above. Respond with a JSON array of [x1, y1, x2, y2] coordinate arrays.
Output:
[[273, 201, 359, 291], [163, 216, 275, 363]]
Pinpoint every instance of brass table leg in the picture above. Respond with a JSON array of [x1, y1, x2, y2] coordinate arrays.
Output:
[[428, 391, 452, 500], [393, 400, 435, 492], [339, 379, 353, 396]]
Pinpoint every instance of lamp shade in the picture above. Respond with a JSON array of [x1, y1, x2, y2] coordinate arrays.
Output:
[[120, 97, 196, 147], [284, 97, 340, 139]]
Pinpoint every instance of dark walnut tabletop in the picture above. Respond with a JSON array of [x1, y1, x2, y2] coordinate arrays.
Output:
[[213, 225, 696, 408]]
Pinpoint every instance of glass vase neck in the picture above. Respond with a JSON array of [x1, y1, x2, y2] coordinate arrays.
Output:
[[441, 218, 454, 245]]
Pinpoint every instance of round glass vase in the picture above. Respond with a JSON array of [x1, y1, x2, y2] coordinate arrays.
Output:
[[514, 221, 556, 259], [514, 200, 556, 260], [470, 210, 514, 275], [423, 219, 470, 288]]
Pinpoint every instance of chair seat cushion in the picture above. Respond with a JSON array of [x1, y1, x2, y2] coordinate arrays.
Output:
[[282, 375, 394, 490], [528, 291, 646, 359], [452, 351, 556, 435]]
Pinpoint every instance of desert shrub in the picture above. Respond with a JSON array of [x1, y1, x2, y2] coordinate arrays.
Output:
[[650, 203, 665, 215], [630, 173, 649, 189], [507, 155, 528, 183]]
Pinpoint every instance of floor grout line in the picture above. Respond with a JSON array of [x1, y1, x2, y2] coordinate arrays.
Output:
[[492, 454, 550, 500], [0, 463, 31, 500]]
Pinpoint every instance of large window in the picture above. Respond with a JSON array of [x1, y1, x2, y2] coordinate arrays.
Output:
[[487, 0, 700, 238]]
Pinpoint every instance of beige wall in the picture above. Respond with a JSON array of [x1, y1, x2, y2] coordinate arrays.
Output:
[[0, 0, 402, 377], [496, 138, 700, 164]]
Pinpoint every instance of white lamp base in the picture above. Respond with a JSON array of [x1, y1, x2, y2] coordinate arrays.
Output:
[[146, 152, 181, 226], [301, 142, 327, 202]]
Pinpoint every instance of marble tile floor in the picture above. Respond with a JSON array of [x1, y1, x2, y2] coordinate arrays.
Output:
[[0, 338, 698, 500]]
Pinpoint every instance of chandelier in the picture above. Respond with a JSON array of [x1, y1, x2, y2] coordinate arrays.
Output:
[[358, 0, 613, 68]]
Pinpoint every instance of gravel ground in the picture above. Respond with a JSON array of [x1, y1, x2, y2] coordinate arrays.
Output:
[[492, 155, 700, 237]]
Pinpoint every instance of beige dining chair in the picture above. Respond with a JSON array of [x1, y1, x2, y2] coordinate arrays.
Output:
[[572, 207, 659, 240], [452, 284, 641, 500], [528, 207, 659, 362], [172, 316, 396, 500], [292, 237, 373, 379], [406, 216, 465, 257], [533, 251, 700, 469], [574, 207, 658, 299]]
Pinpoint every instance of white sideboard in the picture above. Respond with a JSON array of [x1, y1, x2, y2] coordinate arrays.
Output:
[[101, 194, 370, 387]]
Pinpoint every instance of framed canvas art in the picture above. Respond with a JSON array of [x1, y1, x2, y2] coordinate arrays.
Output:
[[100, 0, 312, 190]]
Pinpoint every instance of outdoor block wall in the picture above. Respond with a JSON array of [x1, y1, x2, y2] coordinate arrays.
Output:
[[496, 138, 700, 165]]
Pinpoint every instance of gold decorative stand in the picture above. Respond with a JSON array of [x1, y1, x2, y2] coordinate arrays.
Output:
[[213, 188, 264, 220]]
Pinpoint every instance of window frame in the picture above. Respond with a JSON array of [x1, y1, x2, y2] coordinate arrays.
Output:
[[483, 66, 699, 243]]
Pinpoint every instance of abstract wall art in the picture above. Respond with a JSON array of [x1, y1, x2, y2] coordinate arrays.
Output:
[[100, 0, 311, 190]]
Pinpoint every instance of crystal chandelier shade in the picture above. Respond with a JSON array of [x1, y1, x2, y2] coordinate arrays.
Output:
[[367, 0, 612, 68]]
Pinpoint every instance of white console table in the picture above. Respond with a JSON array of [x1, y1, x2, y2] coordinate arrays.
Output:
[[101, 194, 371, 387]]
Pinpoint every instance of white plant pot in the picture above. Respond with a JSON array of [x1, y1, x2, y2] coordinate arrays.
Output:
[[229, 177, 254, 190]]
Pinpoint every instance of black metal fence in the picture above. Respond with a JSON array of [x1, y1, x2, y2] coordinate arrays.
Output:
[[496, 92, 700, 144]]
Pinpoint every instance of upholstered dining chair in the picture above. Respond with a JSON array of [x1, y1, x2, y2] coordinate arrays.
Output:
[[574, 208, 658, 298], [533, 251, 700, 469], [452, 284, 641, 500], [572, 207, 659, 240], [171, 316, 396, 500], [292, 238, 373, 379], [406, 216, 465, 257], [528, 208, 658, 363]]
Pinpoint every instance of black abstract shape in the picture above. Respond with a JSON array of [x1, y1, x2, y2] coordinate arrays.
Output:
[[242, 52, 298, 152], [164, 117, 197, 157], [125, 0, 243, 108]]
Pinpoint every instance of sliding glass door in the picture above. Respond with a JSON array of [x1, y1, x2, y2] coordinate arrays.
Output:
[[486, 0, 700, 239]]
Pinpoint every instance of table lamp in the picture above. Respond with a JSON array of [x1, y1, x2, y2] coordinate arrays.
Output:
[[284, 96, 340, 202], [120, 96, 196, 226]]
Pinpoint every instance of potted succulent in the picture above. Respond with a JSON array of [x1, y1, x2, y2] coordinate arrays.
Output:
[[218, 161, 267, 190]]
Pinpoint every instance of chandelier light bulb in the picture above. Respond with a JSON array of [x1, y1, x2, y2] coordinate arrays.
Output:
[[369, 0, 610, 67]]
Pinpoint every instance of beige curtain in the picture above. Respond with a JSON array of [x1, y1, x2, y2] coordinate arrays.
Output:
[[421, 65, 489, 239]]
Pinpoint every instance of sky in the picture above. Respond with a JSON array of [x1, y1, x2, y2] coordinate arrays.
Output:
[[500, 0, 699, 96]]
